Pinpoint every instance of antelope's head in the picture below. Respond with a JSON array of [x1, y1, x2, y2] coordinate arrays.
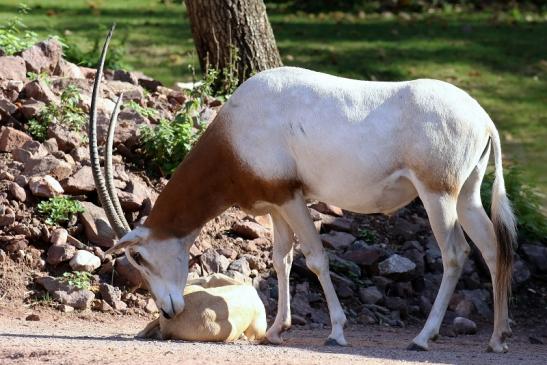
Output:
[[89, 26, 193, 318]]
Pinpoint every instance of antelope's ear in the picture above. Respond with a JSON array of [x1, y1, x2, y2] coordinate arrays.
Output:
[[105, 238, 140, 255]]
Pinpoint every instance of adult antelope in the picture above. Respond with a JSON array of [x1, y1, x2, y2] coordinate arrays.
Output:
[[91, 27, 516, 352]]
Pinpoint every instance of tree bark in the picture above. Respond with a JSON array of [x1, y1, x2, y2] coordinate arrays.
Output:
[[184, 0, 283, 82]]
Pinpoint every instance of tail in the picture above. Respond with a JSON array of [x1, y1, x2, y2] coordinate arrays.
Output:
[[489, 128, 517, 301]]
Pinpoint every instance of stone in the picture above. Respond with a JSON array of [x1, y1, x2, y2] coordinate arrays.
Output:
[[453, 317, 477, 335], [0, 208, 15, 226], [513, 257, 531, 287], [384, 296, 408, 314], [24, 155, 73, 180], [462, 289, 492, 319], [35, 276, 94, 310], [454, 298, 474, 318], [43, 138, 58, 153], [321, 231, 356, 250], [69, 250, 101, 272], [0, 235, 28, 253], [70, 146, 90, 163], [228, 257, 251, 277], [521, 244, 547, 273], [144, 298, 158, 313], [0, 127, 32, 152], [15, 174, 28, 187], [392, 216, 422, 242], [0, 56, 27, 80], [200, 248, 223, 274], [47, 124, 81, 152], [330, 272, 355, 298], [309, 202, 343, 216], [79, 201, 116, 247], [359, 286, 383, 304], [0, 99, 17, 116], [54, 58, 85, 78], [28, 175, 64, 197], [47, 244, 76, 265], [20, 38, 63, 74], [25, 314, 40, 321], [20, 98, 46, 119], [0, 171, 14, 181], [62, 166, 95, 194], [58, 304, 74, 313], [321, 216, 352, 232], [378, 254, 416, 277], [342, 246, 387, 267], [50, 228, 68, 246], [22, 80, 60, 104], [99, 283, 127, 310], [328, 253, 361, 277], [232, 221, 269, 239]]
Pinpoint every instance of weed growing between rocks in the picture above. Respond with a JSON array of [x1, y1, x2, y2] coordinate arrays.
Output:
[[62, 271, 92, 291], [37, 197, 84, 226], [0, 3, 37, 55]]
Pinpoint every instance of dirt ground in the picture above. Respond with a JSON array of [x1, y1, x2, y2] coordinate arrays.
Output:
[[1, 306, 546, 365]]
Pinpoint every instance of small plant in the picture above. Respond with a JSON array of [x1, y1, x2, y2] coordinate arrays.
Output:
[[126, 100, 157, 119], [27, 71, 51, 85], [357, 227, 377, 243], [62, 271, 92, 290], [0, 3, 38, 55], [63, 32, 128, 70], [27, 84, 86, 141], [37, 196, 85, 225]]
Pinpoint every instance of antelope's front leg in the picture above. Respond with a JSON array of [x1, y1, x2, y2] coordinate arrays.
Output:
[[278, 195, 348, 346], [265, 212, 294, 344]]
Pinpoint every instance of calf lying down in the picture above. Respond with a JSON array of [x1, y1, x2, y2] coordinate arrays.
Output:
[[137, 274, 267, 342]]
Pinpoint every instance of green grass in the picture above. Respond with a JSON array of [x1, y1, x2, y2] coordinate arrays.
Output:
[[0, 1, 545, 201]]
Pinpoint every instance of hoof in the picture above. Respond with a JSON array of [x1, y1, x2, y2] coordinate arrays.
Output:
[[486, 343, 509, 353], [324, 338, 350, 347], [407, 342, 428, 351], [263, 332, 284, 345]]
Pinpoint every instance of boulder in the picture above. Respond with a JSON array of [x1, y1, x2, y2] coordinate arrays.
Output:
[[69, 250, 101, 272], [20, 98, 46, 119], [343, 245, 387, 267], [0, 56, 27, 81], [0, 208, 16, 227], [47, 244, 76, 265], [62, 166, 95, 194], [8, 181, 26, 202], [321, 216, 352, 232], [28, 175, 64, 197], [0, 127, 32, 152], [35, 276, 94, 310], [0, 79, 24, 101], [461, 289, 492, 319], [521, 244, 547, 273], [200, 248, 224, 274], [24, 155, 73, 180], [22, 79, 60, 104], [54, 58, 85, 79], [50, 228, 68, 246], [453, 317, 477, 335], [228, 257, 251, 277], [330, 272, 355, 299], [47, 124, 81, 152], [115, 256, 144, 288], [0, 99, 17, 116], [99, 283, 127, 310], [378, 254, 416, 278], [20, 38, 63, 74], [232, 221, 269, 240], [359, 286, 383, 304], [79, 201, 116, 248], [321, 231, 356, 250]]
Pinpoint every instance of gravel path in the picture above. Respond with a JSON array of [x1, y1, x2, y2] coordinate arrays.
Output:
[[1, 309, 546, 365]]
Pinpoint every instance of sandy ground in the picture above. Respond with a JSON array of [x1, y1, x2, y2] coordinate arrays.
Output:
[[1, 308, 546, 365]]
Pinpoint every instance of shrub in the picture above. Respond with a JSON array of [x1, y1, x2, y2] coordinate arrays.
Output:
[[481, 166, 547, 243], [37, 196, 85, 225], [0, 3, 38, 55], [126, 100, 158, 119], [62, 272, 92, 290], [27, 84, 87, 141], [63, 33, 128, 70]]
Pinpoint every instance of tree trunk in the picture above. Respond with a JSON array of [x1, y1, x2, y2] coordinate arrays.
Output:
[[184, 0, 283, 82]]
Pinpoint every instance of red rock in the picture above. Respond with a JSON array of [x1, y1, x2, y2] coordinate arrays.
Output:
[[20, 98, 45, 119], [62, 166, 95, 194], [50, 228, 68, 246], [79, 201, 116, 248], [22, 80, 60, 104], [232, 221, 269, 240], [0, 56, 27, 81], [0, 126, 32, 152], [309, 202, 343, 217], [46, 243, 76, 265], [320, 231, 356, 250], [20, 38, 63, 74], [28, 175, 64, 197], [54, 58, 84, 78], [24, 155, 73, 180], [8, 181, 26, 202]]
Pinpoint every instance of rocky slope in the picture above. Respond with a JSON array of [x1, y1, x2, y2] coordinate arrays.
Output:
[[1, 38, 547, 338]]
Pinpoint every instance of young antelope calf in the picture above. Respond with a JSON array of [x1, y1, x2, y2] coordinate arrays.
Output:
[[138, 274, 266, 342]]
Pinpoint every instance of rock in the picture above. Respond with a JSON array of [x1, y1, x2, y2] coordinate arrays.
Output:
[[359, 286, 383, 304], [200, 248, 224, 274], [28, 175, 64, 197], [20, 98, 46, 119], [384, 296, 408, 314], [69, 250, 101, 272], [25, 314, 40, 321], [462, 289, 492, 319], [342, 246, 387, 267], [453, 317, 477, 335], [144, 298, 158, 313], [0, 127, 32, 152], [0, 235, 28, 253], [99, 283, 127, 310], [391, 216, 422, 242], [321, 231, 356, 250], [47, 244, 76, 265], [513, 257, 531, 287], [58, 304, 74, 313], [309, 202, 343, 216], [0, 98, 17, 116], [20, 38, 63, 74], [43, 138, 58, 153], [225, 270, 252, 285], [54, 58, 85, 78], [24, 155, 73, 180], [454, 298, 474, 318], [521, 244, 547, 273], [378, 254, 416, 278], [62, 166, 95, 194], [15, 174, 28, 187], [0, 56, 27, 80], [330, 272, 355, 298], [0, 171, 14, 181], [232, 221, 269, 239], [0, 208, 15, 226], [228, 257, 251, 277], [328, 253, 361, 277], [321, 216, 352, 232], [35, 276, 94, 310], [79, 201, 116, 248], [50, 228, 68, 246], [46, 124, 81, 152], [22, 79, 60, 104], [115, 256, 144, 288]]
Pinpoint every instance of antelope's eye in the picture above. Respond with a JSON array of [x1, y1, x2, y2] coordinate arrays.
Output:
[[132, 252, 144, 265]]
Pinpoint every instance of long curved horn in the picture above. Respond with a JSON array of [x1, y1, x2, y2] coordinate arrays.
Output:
[[105, 92, 131, 232], [88, 24, 129, 238]]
